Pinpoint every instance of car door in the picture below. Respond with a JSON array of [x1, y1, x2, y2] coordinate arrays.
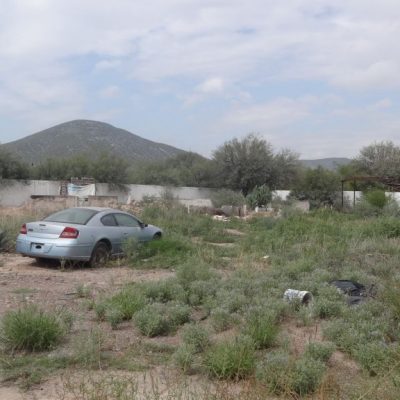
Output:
[[99, 213, 123, 255], [114, 213, 144, 249]]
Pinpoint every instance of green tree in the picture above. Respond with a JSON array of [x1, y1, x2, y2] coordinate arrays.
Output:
[[290, 167, 340, 208], [91, 152, 129, 183], [0, 149, 29, 179], [212, 134, 275, 195], [128, 152, 216, 187], [271, 149, 301, 189]]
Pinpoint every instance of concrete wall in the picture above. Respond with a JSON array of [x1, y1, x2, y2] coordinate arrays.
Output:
[[1, 179, 400, 208], [0, 179, 214, 208]]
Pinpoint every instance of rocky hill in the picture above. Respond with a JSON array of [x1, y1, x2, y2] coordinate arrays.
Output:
[[1, 120, 186, 165]]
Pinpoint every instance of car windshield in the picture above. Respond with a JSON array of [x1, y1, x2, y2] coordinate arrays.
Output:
[[44, 208, 99, 225]]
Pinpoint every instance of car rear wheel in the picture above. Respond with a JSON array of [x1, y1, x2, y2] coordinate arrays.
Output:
[[89, 242, 110, 267]]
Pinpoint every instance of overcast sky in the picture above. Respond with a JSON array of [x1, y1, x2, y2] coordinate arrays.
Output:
[[1, 0, 399, 159]]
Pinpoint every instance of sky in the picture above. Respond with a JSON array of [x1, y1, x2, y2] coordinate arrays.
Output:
[[0, 0, 400, 159]]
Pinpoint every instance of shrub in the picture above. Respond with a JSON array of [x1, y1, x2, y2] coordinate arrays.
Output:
[[134, 302, 190, 337], [364, 189, 388, 209], [186, 280, 218, 306], [210, 308, 236, 333], [354, 342, 395, 376], [256, 350, 292, 394], [94, 302, 107, 321], [123, 235, 194, 268], [134, 304, 168, 337], [106, 308, 124, 330], [176, 261, 217, 289], [291, 356, 326, 395], [141, 279, 186, 304], [173, 344, 196, 374], [1, 306, 66, 351], [181, 323, 210, 353], [304, 341, 335, 363], [246, 185, 272, 209], [108, 288, 146, 319], [242, 308, 279, 349], [204, 335, 256, 380], [313, 298, 344, 319]]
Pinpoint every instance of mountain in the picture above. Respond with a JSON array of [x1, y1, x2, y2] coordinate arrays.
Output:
[[1, 120, 186, 165], [300, 158, 351, 170]]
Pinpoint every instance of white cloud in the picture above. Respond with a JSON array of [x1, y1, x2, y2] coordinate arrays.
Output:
[[197, 77, 224, 94], [99, 85, 120, 99], [222, 97, 313, 128]]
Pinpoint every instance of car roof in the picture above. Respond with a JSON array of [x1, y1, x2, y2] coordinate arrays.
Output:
[[68, 207, 116, 212]]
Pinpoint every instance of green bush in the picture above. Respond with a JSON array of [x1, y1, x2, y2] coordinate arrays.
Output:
[[123, 235, 194, 268], [242, 308, 279, 349], [364, 189, 388, 209], [210, 308, 236, 333], [204, 335, 256, 380], [256, 350, 292, 394], [108, 288, 146, 320], [304, 341, 335, 362], [181, 323, 210, 353], [246, 185, 272, 209], [134, 304, 168, 337], [354, 342, 396, 376], [106, 308, 124, 330], [176, 261, 217, 289], [133, 302, 190, 337], [1, 306, 66, 351], [173, 344, 196, 374], [291, 356, 326, 395], [141, 279, 186, 303]]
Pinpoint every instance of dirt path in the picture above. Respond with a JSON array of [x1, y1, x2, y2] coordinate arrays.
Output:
[[0, 254, 173, 317]]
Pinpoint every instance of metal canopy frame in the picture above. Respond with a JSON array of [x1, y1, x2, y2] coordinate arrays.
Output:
[[341, 176, 400, 207]]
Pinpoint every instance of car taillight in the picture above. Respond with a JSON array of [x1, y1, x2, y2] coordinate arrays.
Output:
[[20, 224, 27, 234], [59, 227, 79, 239]]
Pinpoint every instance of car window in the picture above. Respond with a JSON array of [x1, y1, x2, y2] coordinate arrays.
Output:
[[44, 208, 98, 225], [114, 213, 140, 227], [101, 214, 118, 226]]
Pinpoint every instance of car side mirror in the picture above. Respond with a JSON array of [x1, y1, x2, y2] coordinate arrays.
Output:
[[140, 222, 148, 228]]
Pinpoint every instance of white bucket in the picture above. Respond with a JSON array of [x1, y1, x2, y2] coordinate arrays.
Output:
[[284, 289, 313, 305]]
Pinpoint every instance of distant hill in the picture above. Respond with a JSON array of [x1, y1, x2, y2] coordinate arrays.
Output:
[[1, 120, 186, 165], [300, 158, 351, 170]]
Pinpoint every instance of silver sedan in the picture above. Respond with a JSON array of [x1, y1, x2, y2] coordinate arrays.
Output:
[[16, 207, 162, 266]]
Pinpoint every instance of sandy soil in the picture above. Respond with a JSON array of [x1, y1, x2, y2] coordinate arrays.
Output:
[[0, 253, 175, 400]]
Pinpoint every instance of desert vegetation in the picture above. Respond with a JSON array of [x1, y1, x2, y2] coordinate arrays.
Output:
[[1, 198, 400, 399]]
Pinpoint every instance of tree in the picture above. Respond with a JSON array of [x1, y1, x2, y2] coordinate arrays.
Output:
[[0, 149, 29, 179], [290, 167, 341, 208], [271, 149, 301, 189], [128, 152, 216, 187], [212, 134, 275, 195], [91, 152, 129, 183], [353, 141, 400, 176]]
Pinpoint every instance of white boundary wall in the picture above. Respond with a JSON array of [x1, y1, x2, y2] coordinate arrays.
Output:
[[1, 179, 399, 208], [0, 180, 214, 207]]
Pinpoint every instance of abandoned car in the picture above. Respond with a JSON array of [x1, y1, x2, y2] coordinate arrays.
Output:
[[16, 207, 162, 266]]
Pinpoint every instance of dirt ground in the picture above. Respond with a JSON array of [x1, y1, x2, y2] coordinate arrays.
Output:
[[0, 253, 175, 400]]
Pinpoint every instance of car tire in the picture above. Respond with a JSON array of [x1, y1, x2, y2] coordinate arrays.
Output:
[[89, 242, 110, 268], [153, 232, 162, 240]]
